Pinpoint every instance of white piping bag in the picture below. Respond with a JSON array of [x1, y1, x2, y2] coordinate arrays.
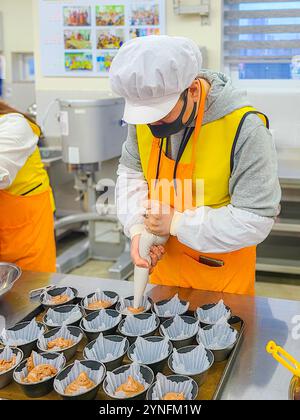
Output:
[[133, 229, 168, 309]]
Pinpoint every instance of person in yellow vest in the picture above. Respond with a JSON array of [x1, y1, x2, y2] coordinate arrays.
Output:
[[0, 102, 56, 272], [109, 36, 281, 296]]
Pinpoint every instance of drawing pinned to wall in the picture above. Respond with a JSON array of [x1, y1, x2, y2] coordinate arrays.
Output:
[[97, 51, 118, 73], [40, 0, 165, 77], [95, 5, 125, 26], [65, 53, 93, 72], [96, 29, 125, 49], [64, 30, 92, 50], [130, 1, 160, 26], [130, 27, 160, 38], [63, 6, 92, 27]]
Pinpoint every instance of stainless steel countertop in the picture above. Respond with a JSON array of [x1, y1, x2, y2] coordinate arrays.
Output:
[[0, 270, 299, 400]]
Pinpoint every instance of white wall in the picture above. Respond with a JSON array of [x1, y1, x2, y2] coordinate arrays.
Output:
[[31, 0, 222, 138], [33, 0, 222, 92], [0, 0, 35, 110]]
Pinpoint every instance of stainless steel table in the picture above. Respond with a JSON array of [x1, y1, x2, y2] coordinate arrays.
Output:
[[0, 270, 299, 400]]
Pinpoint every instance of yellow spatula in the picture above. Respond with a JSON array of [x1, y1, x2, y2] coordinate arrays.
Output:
[[266, 340, 300, 378]]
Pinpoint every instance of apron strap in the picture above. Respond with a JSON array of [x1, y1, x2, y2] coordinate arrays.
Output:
[[191, 79, 208, 171]]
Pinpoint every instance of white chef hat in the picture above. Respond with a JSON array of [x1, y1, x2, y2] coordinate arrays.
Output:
[[109, 35, 203, 124]]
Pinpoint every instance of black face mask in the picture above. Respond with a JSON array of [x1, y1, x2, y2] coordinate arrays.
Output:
[[148, 89, 197, 138]]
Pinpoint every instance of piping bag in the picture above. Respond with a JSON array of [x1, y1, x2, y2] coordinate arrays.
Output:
[[133, 229, 168, 309]]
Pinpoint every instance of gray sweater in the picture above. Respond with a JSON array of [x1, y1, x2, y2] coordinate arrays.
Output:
[[119, 70, 281, 218]]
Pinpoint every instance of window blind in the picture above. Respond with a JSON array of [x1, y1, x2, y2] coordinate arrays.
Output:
[[224, 0, 300, 64]]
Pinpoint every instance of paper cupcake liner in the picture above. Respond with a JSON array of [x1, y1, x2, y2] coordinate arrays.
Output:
[[120, 314, 157, 336], [82, 310, 121, 332], [161, 315, 198, 340], [46, 305, 82, 327], [131, 336, 170, 364], [154, 294, 189, 317], [42, 287, 75, 305], [196, 300, 231, 324], [152, 373, 193, 400], [197, 323, 237, 350], [38, 326, 82, 352], [106, 362, 148, 398], [84, 333, 127, 362], [0, 319, 43, 346], [83, 290, 118, 309], [0, 346, 22, 372], [172, 344, 210, 375], [118, 296, 151, 316], [15, 350, 65, 383], [55, 360, 104, 396]]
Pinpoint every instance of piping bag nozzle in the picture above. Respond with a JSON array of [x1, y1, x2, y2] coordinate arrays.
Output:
[[133, 230, 168, 309]]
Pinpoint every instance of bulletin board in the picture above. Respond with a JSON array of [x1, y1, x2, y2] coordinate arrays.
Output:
[[39, 0, 166, 77]]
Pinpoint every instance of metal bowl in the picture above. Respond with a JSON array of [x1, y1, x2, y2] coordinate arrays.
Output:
[[168, 345, 214, 386], [196, 324, 238, 362], [83, 335, 129, 371], [13, 352, 66, 398], [117, 313, 160, 345], [160, 315, 199, 349], [194, 303, 231, 328], [115, 295, 152, 317], [127, 336, 173, 375], [146, 374, 198, 400], [37, 326, 83, 362], [40, 287, 78, 310], [154, 297, 189, 323], [0, 321, 45, 358], [43, 305, 85, 330], [54, 360, 106, 400], [0, 263, 22, 298], [80, 309, 121, 342], [81, 291, 119, 315], [289, 376, 300, 400], [0, 347, 23, 389], [103, 363, 154, 400]]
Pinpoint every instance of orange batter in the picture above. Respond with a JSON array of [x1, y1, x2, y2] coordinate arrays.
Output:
[[163, 392, 185, 400], [23, 364, 57, 383], [115, 375, 145, 397], [50, 295, 70, 305], [127, 306, 145, 314], [65, 372, 95, 395], [26, 354, 34, 372], [87, 300, 111, 310], [0, 355, 16, 373], [47, 337, 74, 350]]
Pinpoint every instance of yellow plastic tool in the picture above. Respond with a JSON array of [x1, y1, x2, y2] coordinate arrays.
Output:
[[266, 341, 300, 378]]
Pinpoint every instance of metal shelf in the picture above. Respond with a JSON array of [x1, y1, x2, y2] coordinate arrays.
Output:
[[257, 257, 300, 275], [273, 218, 300, 234]]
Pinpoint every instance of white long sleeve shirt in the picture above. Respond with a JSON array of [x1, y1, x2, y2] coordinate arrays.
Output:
[[0, 113, 38, 189], [116, 164, 275, 254]]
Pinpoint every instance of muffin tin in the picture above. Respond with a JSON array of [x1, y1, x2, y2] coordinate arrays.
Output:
[[0, 291, 244, 400]]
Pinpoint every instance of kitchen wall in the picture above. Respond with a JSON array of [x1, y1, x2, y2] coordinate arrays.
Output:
[[0, 0, 35, 111], [31, 0, 222, 139]]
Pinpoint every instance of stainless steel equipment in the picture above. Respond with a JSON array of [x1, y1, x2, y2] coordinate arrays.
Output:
[[55, 97, 133, 280], [59, 98, 125, 170], [0, 263, 22, 298]]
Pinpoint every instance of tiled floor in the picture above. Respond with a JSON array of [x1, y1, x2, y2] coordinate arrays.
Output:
[[68, 258, 300, 301]]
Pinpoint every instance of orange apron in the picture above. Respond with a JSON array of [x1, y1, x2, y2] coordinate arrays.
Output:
[[0, 188, 56, 273], [147, 80, 256, 296]]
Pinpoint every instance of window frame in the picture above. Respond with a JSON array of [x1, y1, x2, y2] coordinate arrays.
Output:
[[221, 0, 300, 86]]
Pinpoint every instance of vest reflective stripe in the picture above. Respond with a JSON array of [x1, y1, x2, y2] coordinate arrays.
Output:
[[0, 114, 55, 211], [136, 106, 267, 209]]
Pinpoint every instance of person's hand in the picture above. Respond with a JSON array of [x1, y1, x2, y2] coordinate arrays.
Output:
[[144, 200, 174, 236], [131, 234, 165, 272]]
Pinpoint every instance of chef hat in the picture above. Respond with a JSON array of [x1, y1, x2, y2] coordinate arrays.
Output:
[[109, 35, 203, 124]]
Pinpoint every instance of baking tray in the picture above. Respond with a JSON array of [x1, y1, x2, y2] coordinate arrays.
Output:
[[0, 299, 245, 401]]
